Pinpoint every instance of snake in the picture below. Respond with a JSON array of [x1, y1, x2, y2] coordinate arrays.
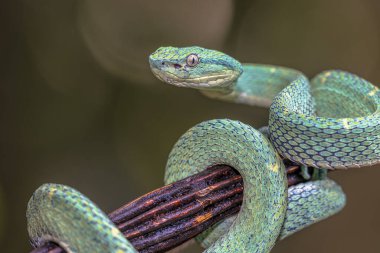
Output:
[[148, 46, 380, 251], [25, 46, 380, 253]]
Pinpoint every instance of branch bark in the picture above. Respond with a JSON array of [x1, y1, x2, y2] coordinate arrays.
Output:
[[30, 162, 306, 253]]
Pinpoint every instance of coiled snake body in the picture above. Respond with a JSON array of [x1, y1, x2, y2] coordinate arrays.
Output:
[[149, 46, 380, 252], [26, 46, 380, 253]]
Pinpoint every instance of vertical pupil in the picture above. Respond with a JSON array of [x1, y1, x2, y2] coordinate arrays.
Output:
[[187, 55, 198, 66]]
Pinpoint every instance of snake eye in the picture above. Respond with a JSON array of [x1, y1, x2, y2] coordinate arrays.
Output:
[[186, 54, 199, 67]]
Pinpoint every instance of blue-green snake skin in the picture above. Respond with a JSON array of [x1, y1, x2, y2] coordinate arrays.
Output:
[[26, 46, 380, 253], [149, 46, 379, 251]]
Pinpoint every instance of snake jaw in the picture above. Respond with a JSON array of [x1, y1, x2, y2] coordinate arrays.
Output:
[[150, 66, 239, 89]]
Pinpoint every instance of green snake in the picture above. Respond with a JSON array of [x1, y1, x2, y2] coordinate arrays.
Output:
[[26, 46, 380, 253], [149, 46, 380, 251]]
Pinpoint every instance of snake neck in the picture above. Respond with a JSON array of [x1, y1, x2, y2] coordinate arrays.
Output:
[[202, 64, 304, 108], [200, 81, 236, 100]]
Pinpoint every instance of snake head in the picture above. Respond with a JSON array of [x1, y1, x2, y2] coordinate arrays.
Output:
[[149, 46, 243, 91]]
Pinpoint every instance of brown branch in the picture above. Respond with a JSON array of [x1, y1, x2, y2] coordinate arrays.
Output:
[[29, 162, 307, 253], [30, 242, 64, 253]]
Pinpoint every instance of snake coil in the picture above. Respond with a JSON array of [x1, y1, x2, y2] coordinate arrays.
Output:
[[25, 46, 380, 253]]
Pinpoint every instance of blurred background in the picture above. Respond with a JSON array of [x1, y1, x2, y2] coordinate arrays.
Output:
[[1, 0, 380, 252]]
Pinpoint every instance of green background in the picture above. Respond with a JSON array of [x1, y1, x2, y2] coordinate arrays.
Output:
[[1, 0, 380, 252]]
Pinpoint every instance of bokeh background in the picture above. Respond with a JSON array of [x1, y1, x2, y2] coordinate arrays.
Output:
[[1, 0, 380, 252]]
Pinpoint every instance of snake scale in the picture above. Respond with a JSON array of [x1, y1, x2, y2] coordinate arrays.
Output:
[[26, 46, 380, 253]]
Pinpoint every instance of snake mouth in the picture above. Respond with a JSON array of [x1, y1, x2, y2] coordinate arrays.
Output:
[[150, 67, 238, 89]]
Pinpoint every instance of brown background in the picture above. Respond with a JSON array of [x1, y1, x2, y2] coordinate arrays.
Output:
[[1, 0, 380, 252]]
